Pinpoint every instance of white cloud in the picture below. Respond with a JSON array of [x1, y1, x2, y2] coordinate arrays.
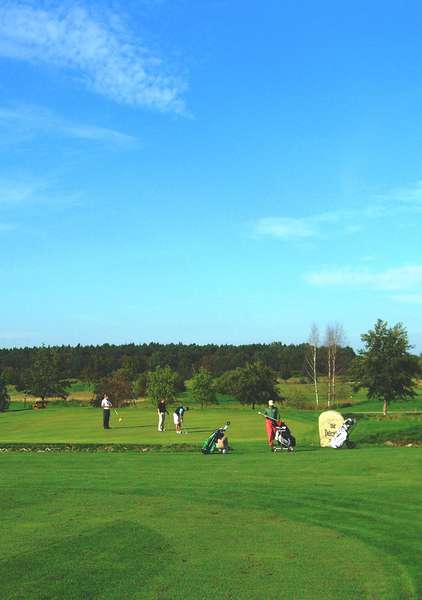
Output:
[[390, 293, 422, 304], [374, 180, 422, 213], [344, 224, 363, 234], [0, 104, 137, 147], [0, 179, 36, 204], [253, 210, 359, 240], [304, 265, 422, 291], [254, 179, 422, 243], [0, 177, 81, 206], [0, 2, 186, 113], [0, 329, 37, 340], [254, 217, 317, 239]]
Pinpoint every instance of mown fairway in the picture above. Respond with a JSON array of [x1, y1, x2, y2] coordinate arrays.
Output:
[[1, 406, 422, 599], [0, 404, 319, 448]]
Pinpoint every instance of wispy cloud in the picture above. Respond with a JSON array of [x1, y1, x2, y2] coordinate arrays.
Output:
[[0, 104, 137, 147], [254, 217, 317, 239], [254, 179, 422, 242], [390, 293, 422, 304], [0, 176, 81, 207], [0, 2, 186, 113], [0, 329, 38, 340], [304, 265, 422, 291], [253, 211, 349, 240], [374, 180, 422, 213]]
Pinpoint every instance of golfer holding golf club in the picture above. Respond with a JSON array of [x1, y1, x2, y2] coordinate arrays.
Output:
[[264, 399, 280, 448], [101, 394, 112, 429], [157, 399, 168, 432], [173, 405, 189, 434]]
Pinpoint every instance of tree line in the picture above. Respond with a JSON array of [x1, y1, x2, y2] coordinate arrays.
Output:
[[0, 340, 356, 387], [0, 321, 420, 414], [0, 339, 355, 411]]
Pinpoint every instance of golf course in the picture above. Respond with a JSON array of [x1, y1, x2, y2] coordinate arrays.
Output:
[[1, 402, 422, 600], [3, 1, 422, 597]]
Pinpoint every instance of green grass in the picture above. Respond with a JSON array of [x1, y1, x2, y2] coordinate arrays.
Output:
[[1, 406, 422, 599], [1, 448, 422, 599], [66, 380, 95, 393], [2, 403, 422, 448], [8, 377, 422, 414], [278, 379, 422, 412], [350, 414, 422, 445], [349, 394, 422, 413], [0, 404, 318, 447]]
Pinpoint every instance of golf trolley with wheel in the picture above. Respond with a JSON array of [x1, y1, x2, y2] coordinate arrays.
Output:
[[258, 412, 296, 452], [330, 417, 355, 449], [273, 422, 295, 452], [201, 421, 231, 454]]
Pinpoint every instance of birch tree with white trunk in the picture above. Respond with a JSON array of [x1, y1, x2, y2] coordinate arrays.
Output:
[[325, 323, 344, 407], [305, 323, 320, 408]]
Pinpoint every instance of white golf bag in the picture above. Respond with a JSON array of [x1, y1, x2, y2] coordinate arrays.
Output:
[[330, 418, 355, 449]]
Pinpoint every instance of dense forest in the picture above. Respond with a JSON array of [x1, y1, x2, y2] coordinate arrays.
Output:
[[0, 342, 356, 385]]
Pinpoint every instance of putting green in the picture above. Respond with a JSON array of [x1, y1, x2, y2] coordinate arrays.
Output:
[[0, 404, 319, 447]]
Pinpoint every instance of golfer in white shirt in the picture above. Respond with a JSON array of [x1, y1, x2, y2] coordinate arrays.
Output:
[[101, 394, 112, 429]]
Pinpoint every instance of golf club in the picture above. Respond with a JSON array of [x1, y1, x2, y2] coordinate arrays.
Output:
[[114, 408, 123, 422], [257, 411, 278, 423], [258, 412, 295, 452]]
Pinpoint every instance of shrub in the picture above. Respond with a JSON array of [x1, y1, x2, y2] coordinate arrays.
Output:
[[146, 366, 178, 405], [190, 369, 217, 408], [0, 373, 10, 412], [92, 370, 134, 408]]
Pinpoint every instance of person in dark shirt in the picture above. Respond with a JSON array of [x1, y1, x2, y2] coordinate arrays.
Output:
[[157, 400, 168, 432], [173, 405, 189, 434]]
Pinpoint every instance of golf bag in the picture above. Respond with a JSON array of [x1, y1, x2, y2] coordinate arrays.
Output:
[[273, 421, 296, 452], [201, 421, 230, 454], [330, 418, 355, 449]]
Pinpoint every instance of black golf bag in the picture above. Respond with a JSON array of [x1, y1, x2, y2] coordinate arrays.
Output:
[[273, 421, 296, 452]]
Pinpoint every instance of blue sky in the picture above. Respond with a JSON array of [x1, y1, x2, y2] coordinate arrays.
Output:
[[0, 0, 421, 352]]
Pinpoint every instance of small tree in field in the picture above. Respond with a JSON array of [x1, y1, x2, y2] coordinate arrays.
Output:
[[190, 368, 217, 408], [132, 372, 148, 399], [2, 366, 17, 385], [146, 366, 178, 405], [22, 347, 68, 407], [351, 319, 419, 415], [0, 373, 10, 411], [233, 362, 280, 410], [215, 369, 241, 397], [93, 369, 134, 408]]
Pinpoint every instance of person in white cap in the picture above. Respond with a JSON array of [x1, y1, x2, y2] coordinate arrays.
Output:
[[263, 399, 280, 448]]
